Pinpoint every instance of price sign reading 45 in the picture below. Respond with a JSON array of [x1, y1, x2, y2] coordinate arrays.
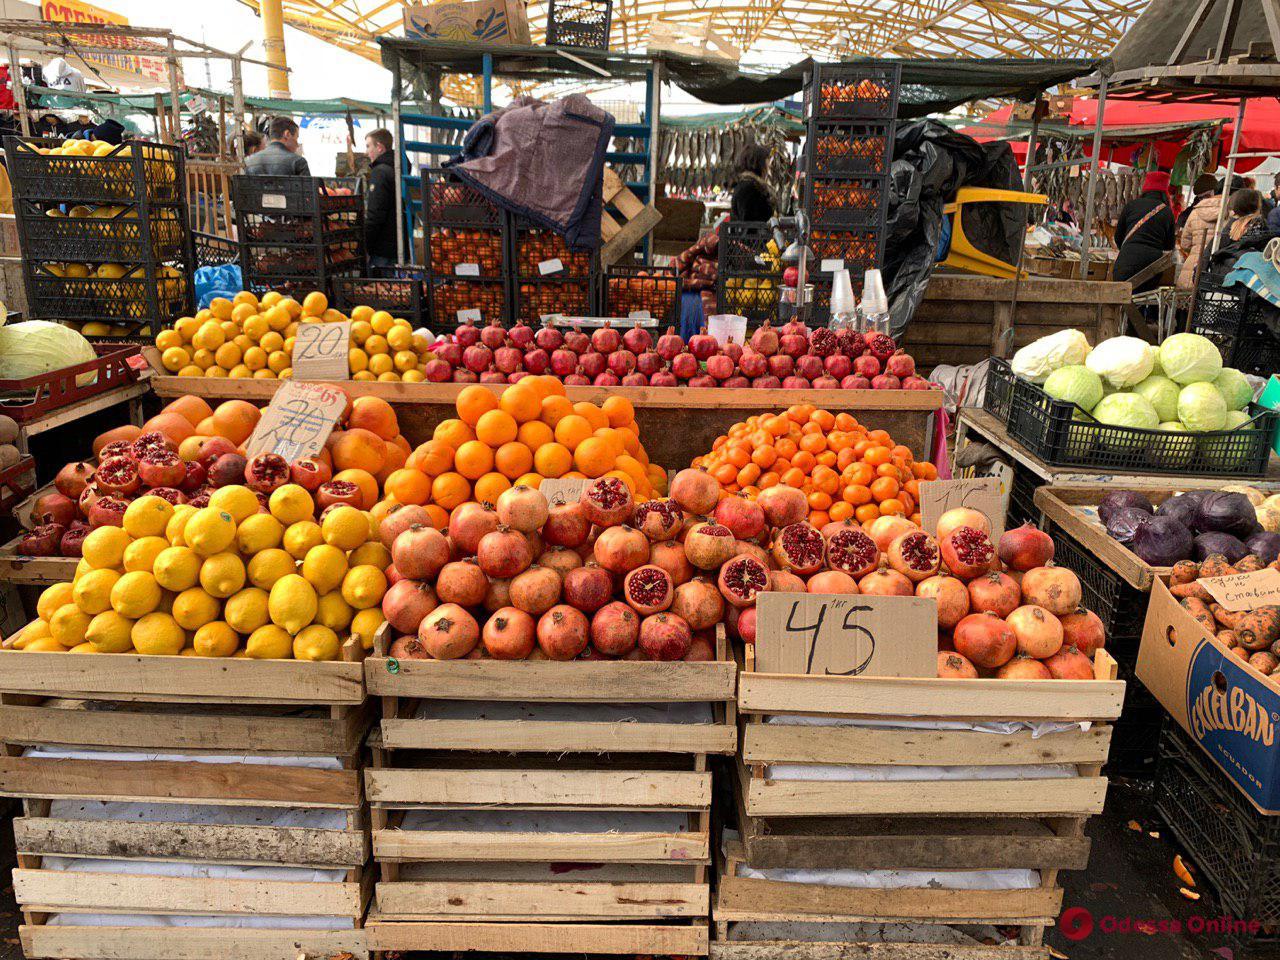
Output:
[[754, 592, 936, 678], [292, 321, 352, 381]]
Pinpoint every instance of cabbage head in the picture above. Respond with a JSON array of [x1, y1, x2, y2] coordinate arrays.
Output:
[[1214, 367, 1253, 410], [1011, 329, 1091, 383], [1153, 421, 1194, 469], [1085, 336, 1155, 388], [1159, 332, 1223, 385], [1177, 381, 1227, 432], [1223, 410, 1252, 430], [1133, 374, 1180, 422], [1043, 365, 1103, 412], [0, 321, 97, 386], [1092, 392, 1159, 429]]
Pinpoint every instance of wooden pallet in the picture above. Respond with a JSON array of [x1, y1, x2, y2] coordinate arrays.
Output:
[[0, 637, 373, 960], [600, 167, 662, 268], [361, 626, 735, 955]]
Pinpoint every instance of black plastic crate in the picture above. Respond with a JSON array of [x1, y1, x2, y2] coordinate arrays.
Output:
[[807, 227, 883, 276], [429, 226, 507, 280], [513, 219, 596, 280], [600, 264, 678, 322], [982, 353, 1018, 424], [1006, 462, 1040, 529], [423, 171, 505, 230], [25, 265, 190, 328], [432, 278, 511, 326], [15, 200, 186, 263], [716, 280, 781, 327], [514, 277, 595, 323], [240, 238, 363, 277], [242, 265, 361, 299], [804, 62, 902, 120], [806, 119, 894, 176], [1156, 724, 1280, 946], [546, 0, 611, 48], [333, 275, 427, 326], [239, 211, 361, 244], [193, 231, 241, 270], [1189, 271, 1280, 378], [718, 221, 782, 277], [231, 175, 361, 216], [805, 175, 892, 231], [1109, 660, 1164, 777], [5, 137, 184, 205]]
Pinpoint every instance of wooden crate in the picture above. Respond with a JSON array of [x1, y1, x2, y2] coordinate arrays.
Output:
[[0, 638, 373, 960], [0, 533, 76, 586], [361, 626, 737, 955]]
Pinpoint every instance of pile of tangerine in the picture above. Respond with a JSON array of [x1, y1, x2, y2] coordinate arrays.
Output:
[[692, 404, 938, 528]]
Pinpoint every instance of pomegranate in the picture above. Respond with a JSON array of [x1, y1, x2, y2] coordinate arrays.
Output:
[[1007, 604, 1065, 659], [866, 515, 916, 553], [885, 351, 915, 379], [452, 370, 479, 383], [639, 612, 692, 661], [953, 612, 1016, 668], [98, 440, 136, 462], [580, 477, 634, 527], [94, 455, 141, 496], [510, 565, 562, 615], [886, 531, 940, 582], [622, 372, 649, 387], [750, 320, 779, 356], [623, 565, 674, 615], [1020, 565, 1083, 616], [688, 327, 718, 361], [148, 487, 186, 506], [634, 499, 683, 542], [389, 635, 431, 660], [865, 332, 897, 362], [1043, 645, 1095, 680], [381, 504, 433, 549], [243, 452, 289, 493], [317, 479, 363, 509], [808, 570, 859, 594], [737, 606, 758, 643], [86, 494, 127, 529], [821, 518, 861, 541], [770, 569, 808, 593], [717, 555, 770, 607], [650, 540, 694, 585], [684, 522, 737, 570], [779, 331, 808, 358], [771, 523, 826, 575], [424, 358, 452, 382], [208, 453, 247, 488], [824, 354, 853, 380], [966, 572, 1021, 618], [659, 578, 719, 630], [481, 371, 508, 385], [916, 575, 970, 629], [290, 457, 331, 491], [936, 507, 991, 542], [738, 350, 768, 378], [484, 577, 512, 612], [535, 325, 564, 352], [608, 350, 638, 377], [656, 327, 684, 360], [32, 491, 77, 527], [186, 489, 211, 509], [938, 651, 979, 679], [826, 527, 880, 578], [767, 354, 795, 379], [623, 322, 652, 354], [714, 494, 766, 541], [842, 375, 872, 389], [524, 348, 550, 375], [1060, 609, 1106, 657], [418, 603, 480, 659], [734, 539, 772, 568], [668, 468, 720, 515], [462, 343, 492, 372], [782, 376, 810, 390], [998, 524, 1055, 572], [853, 354, 881, 379], [543, 501, 591, 547], [477, 526, 533, 579], [392, 525, 451, 581], [637, 351, 664, 377], [593, 525, 650, 575], [649, 369, 678, 386], [684, 637, 715, 662], [18, 523, 64, 556], [136, 448, 186, 489], [540, 546, 583, 579], [60, 523, 89, 557], [495, 485, 548, 533], [564, 326, 590, 354], [706, 354, 734, 381], [592, 323, 621, 354], [55, 461, 95, 499], [940, 526, 996, 580], [537, 604, 591, 660], [591, 601, 640, 656], [131, 431, 176, 460], [382, 579, 439, 634], [903, 375, 933, 390], [179, 460, 207, 494], [550, 349, 577, 377], [858, 568, 915, 596], [796, 354, 824, 380], [563, 563, 614, 613], [996, 655, 1053, 680], [580, 351, 607, 378], [436, 559, 490, 607], [456, 320, 481, 347]]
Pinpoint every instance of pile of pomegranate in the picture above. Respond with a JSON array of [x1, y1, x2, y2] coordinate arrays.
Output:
[[420, 317, 933, 390]]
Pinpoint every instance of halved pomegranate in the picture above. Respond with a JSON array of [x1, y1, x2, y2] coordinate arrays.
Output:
[[771, 522, 826, 575], [94, 456, 141, 496], [245, 452, 291, 493], [580, 477, 634, 527], [317, 479, 363, 509], [137, 449, 186, 489]]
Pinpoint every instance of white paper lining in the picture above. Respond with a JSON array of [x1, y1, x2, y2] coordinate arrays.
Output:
[[413, 699, 714, 724], [23, 745, 342, 770]]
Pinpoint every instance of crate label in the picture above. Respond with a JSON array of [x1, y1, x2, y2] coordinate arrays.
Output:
[[1200, 569, 1280, 612], [291, 321, 351, 381], [628, 310, 652, 320], [538, 258, 564, 276], [456, 308, 482, 324], [754, 592, 936, 677], [919, 477, 1005, 540], [454, 263, 480, 277], [245, 381, 347, 463], [539, 477, 587, 506], [261, 193, 287, 210], [707, 313, 748, 347], [820, 258, 844, 272]]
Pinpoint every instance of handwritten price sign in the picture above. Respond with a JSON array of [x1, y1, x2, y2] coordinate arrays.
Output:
[[245, 381, 348, 462], [919, 477, 1005, 540], [539, 477, 587, 506], [1201, 568, 1280, 612], [292, 321, 351, 381], [754, 592, 936, 677]]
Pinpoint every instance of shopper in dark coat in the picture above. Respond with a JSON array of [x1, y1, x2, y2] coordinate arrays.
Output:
[[1114, 170, 1175, 293], [244, 116, 310, 176], [730, 143, 774, 222], [363, 128, 399, 269]]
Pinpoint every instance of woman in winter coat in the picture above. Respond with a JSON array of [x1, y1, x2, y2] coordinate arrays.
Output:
[[730, 143, 775, 222], [1223, 188, 1274, 246], [1177, 186, 1225, 289], [1113, 171, 1175, 293]]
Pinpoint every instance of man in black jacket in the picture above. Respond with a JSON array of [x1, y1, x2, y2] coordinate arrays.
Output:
[[364, 129, 399, 269]]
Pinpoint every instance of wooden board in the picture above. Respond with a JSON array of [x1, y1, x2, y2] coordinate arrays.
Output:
[[374, 878, 708, 919], [710, 943, 1048, 960], [374, 824, 707, 864], [363, 916, 708, 954], [20, 924, 368, 960], [0, 537, 75, 585], [380, 716, 736, 755]]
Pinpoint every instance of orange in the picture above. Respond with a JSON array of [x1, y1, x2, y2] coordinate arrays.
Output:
[[539, 395, 575, 427], [573, 436, 615, 478], [499, 383, 541, 423], [809, 510, 830, 529], [879, 497, 906, 516], [494, 441, 534, 479], [385, 468, 431, 505], [332, 429, 387, 475], [302, 291, 328, 316], [454, 440, 495, 480], [855, 503, 881, 524], [473, 472, 511, 504], [423, 504, 450, 530], [348, 396, 399, 440], [334, 468, 379, 510], [573, 402, 609, 431], [456, 384, 499, 426], [433, 418, 475, 449], [601, 396, 635, 427], [163, 395, 213, 428], [828, 501, 854, 522], [209, 400, 260, 444], [475, 409, 518, 447], [533, 442, 573, 478], [605, 468, 636, 492], [377, 442, 407, 484], [408, 440, 453, 476], [517, 420, 554, 450], [869, 477, 899, 502], [430, 472, 470, 510], [142, 411, 195, 445], [554, 414, 592, 450], [535, 375, 566, 397]]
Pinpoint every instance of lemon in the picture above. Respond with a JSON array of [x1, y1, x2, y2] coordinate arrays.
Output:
[[387, 325, 413, 351], [172, 587, 220, 631], [37, 583, 74, 621], [192, 320, 225, 351], [73, 558, 91, 581], [122, 496, 174, 538], [23, 636, 69, 652], [366, 334, 390, 356], [351, 607, 385, 651], [321, 506, 368, 551], [341, 565, 388, 610], [74, 568, 120, 615], [302, 544, 348, 594], [82, 526, 131, 570], [268, 574, 317, 634], [185, 508, 237, 557], [132, 612, 185, 655], [246, 624, 294, 659], [49, 604, 91, 648], [283, 521, 323, 560], [166, 505, 197, 544], [209, 485, 260, 524], [153, 545, 201, 591], [161, 346, 190, 372], [314, 591, 355, 632], [351, 319, 373, 345], [86, 610, 135, 653], [268, 484, 314, 525], [348, 541, 391, 570], [247, 548, 296, 590], [199, 552, 246, 599], [234, 514, 282, 555], [224, 587, 270, 634], [193, 621, 239, 657], [293, 624, 341, 662], [123, 535, 169, 573], [68, 642, 96, 654], [16, 620, 53, 647], [348, 348, 369, 373], [110, 571, 162, 618]]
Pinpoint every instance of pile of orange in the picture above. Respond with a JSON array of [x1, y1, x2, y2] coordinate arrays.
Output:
[[382, 380, 667, 528], [692, 403, 938, 528], [321, 396, 412, 509]]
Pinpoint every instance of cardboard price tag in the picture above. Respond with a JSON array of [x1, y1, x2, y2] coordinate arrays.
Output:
[[919, 477, 1005, 540], [245, 381, 348, 462], [820, 258, 844, 273], [754, 592, 936, 677], [539, 477, 587, 506], [1200, 568, 1280, 612], [292, 321, 351, 381], [457, 308, 482, 324], [538, 257, 564, 276], [454, 263, 480, 277]]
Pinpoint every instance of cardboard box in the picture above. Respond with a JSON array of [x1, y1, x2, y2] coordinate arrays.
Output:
[[0, 215, 19, 258], [0, 255, 27, 316], [403, 0, 531, 44], [1137, 578, 1280, 814]]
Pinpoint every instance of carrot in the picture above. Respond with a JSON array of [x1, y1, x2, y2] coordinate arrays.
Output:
[[1171, 560, 1200, 585], [1182, 597, 1217, 633], [1171, 581, 1213, 601], [1218, 629, 1239, 648], [1237, 555, 1264, 573], [1236, 607, 1280, 651], [1199, 556, 1238, 579], [1210, 603, 1246, 630]]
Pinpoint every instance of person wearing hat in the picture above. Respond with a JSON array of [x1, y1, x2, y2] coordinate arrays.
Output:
[[1114, 169, 1175, 293]]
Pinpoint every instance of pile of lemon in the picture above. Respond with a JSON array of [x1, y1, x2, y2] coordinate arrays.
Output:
[[154, 289, 431, 382], [5, 484, 389, 661]]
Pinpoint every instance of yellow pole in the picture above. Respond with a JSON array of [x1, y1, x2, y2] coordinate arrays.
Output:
[[261, 0, 290, 99]]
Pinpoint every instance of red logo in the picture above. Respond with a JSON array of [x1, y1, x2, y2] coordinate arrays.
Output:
[[1059, 906, 1095, 941]]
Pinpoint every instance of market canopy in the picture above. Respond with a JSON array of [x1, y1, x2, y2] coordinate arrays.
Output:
[[24, 83, 392, 117]]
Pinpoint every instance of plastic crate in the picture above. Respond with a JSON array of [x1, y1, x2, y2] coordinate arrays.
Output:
[[0, 343, 140, 423], [241, 264, 361, 299], [15, 200, 186, 263], [1109, 660, 1164, 777], [1156, 724, 1280, 946], [193, 231, 241, 270], [1189, 271, 1280, 378], [513, 220, 596, 279], [4, 137, 183, 204], [239, 211, 361, 244], [431, 278, 510, 326], [1041, 516, 1146, 658], [601, 263, 679, 322], [805, 175, 892, 231], [429, 226, 506, 280], [995, 358, 1280, 477], [514, 277, 595, 323], [546, 0, 611, 48], [982, 353, 1018, 423], [24, 264, 189, 328], [230, 175, 361, 216], [807, 227, 883, 275], [806, 119, 894, 176], [240, 238, 363, 277], [804, 62, 902, 120], [423, 171, 504, 230], [1006, 462, 1040, 529], [718, 221, 781, 277], [332, 275, 427, 326]]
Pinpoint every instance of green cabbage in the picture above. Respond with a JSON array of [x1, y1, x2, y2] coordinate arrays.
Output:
[[1134, 375, 1181, 422], [1214, 367, 1253, 410], [1154, 421, 1194, 469], [1043, 365, 1103, 412], [1223, 410, 1252, 430], [0, 321, 97, 386], [1010, 329, 1092, 383], [1159, 332, 1223, 385], [1086, 336, 1155, 388], [1092, 392, 1159, 429], [1177, 382, 1227, 432]]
